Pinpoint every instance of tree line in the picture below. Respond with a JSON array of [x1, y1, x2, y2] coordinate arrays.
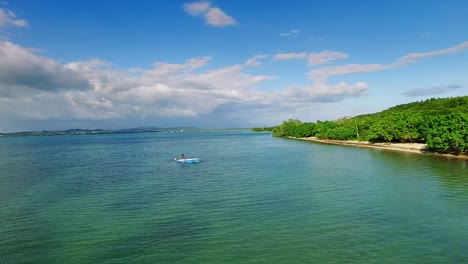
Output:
[[252, 96, 468, 154]]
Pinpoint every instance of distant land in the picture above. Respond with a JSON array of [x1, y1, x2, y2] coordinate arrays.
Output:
[[0, 127, 195, 137], [0, 127, 251, 137]]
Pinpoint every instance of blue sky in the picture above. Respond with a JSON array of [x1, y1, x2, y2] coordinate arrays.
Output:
[[0, 0, 467, 132]]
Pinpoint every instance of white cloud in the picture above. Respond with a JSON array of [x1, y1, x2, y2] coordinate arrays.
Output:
[[309, 63, 391, 82], [145, 56, 211, 77], [183, 1, 211, 16], [0, 8, 28, 28], [12, 19, 28, 27], [0, 41, 276, 127], [205, 7, 236, 27], [273, 52, 307, 60], [245, 55, 267, 67], [0, 41, 367, 131], [396, 41, 468, 65], [280, 29, 300, 37], [421, 32, 431, 37], [183, 1, 237, 27], [0, 41, 90, 94], [273, 50, 348, 66], [276, 81, 368, 103], [0, 9, 8, 26], [307, 51, 349, 66], [309, 41, 468, 81]]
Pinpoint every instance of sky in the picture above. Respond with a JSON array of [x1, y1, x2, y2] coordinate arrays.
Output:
[[0, 0, 467, 132]]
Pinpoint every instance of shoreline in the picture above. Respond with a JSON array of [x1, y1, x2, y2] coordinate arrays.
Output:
[[290, 136, 468, 160]]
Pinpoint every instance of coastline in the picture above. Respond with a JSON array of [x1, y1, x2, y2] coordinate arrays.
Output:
[[290, 136, 468, 160]]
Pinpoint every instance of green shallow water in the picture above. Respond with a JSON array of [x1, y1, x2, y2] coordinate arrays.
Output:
[[1, 130, 467, 263]]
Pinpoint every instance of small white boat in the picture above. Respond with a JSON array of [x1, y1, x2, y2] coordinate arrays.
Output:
[[174, 157, 200, 164]]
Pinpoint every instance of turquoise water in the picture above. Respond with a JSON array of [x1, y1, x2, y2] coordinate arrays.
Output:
[[1, 130, 467, 263]]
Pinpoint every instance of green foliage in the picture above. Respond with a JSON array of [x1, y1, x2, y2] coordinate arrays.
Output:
[[251, 126, 276, 132], [271, 127, 283, 137], [272, 96, 468, 154], [271, 119, 316, 138], [426, 113, 468, 153], [383, 96, 468, 114], [367, 112, 425, 143]]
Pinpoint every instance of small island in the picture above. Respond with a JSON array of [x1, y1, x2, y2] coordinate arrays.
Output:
[[253, 96, 468, 158]]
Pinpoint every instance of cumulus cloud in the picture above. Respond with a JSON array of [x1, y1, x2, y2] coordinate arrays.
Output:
[[183, 1, 237, 27], [276, 41, 468, 107], [403, 85, 462, 97], [0, 41, 370, 131], [277, 81, 368, 103], [0, 41, 91, 95], [307, 51, 349, 66], [245, 55, 267, 67], [309, 63, 390, 82], [280, 29, 300, 37], [145, 56, 211, 77], [273, 50, 348, 66], [273, 52, 307, 60], [396, 41, 468, 65], [183, 1, 210, 16], [2, 40, 468, 132], [0, 41, 277, 127], [205, 7, 236, 27], [309, 41, 468, 81], [0, 8, 28, 28]]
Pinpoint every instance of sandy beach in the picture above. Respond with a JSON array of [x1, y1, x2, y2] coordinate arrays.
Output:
[[292, 137, 468, 160]]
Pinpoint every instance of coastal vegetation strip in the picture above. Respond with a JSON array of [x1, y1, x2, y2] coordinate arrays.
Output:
[[253, 96, 468, 156]]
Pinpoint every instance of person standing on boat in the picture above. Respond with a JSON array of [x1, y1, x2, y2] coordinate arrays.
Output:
[[180, 153, 185, 159]]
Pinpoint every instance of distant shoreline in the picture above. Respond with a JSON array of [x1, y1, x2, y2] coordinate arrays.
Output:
[[0, 128, 249, 137], [290, 136, 468, 160]]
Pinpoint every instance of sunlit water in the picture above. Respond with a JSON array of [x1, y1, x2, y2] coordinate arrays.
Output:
[[1, 130, 467, 263]]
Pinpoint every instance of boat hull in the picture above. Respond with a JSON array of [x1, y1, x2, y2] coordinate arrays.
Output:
[[175, 158, 200, 163]]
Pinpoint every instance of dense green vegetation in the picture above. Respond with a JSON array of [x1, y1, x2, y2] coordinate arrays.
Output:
[[251, 126, 276, 132], [254, 96, 468, 154]]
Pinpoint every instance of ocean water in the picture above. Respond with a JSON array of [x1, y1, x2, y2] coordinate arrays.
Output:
[[0, 130, 467, 264]]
